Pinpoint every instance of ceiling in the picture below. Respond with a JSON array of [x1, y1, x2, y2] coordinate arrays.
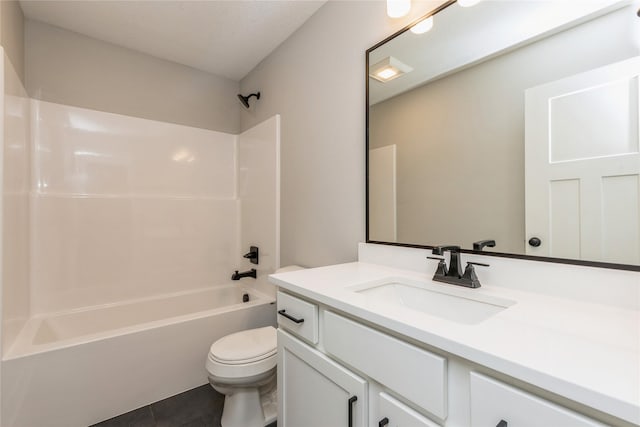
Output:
[[19, 0, 327, 82]]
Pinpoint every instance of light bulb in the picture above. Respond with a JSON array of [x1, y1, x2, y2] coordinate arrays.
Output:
[[387, 0, 411, 18], [410, 16, 434, 34], [376, 68, 398, 80]]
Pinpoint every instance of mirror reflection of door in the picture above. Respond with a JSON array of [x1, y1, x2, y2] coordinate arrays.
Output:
[[525, 56, 640, 264], [369, 145, 397, 242]]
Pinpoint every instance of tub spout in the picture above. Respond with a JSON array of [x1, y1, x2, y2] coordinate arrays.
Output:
[[231, 269, 257, 280]]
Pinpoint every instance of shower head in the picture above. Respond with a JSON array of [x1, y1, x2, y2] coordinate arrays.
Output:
[[237, 92, 261, 109]]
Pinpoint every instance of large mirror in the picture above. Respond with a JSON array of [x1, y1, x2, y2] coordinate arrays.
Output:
[[367, 0, 640, 269]]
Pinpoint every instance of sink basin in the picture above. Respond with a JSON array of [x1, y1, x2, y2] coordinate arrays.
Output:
[[351, 278, 516, 325]]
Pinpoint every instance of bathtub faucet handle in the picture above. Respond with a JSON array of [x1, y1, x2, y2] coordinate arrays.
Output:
[[243, 246, 259, 265]]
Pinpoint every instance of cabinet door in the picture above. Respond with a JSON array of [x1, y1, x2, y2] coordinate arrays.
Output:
[[278, 329, 367, 427]]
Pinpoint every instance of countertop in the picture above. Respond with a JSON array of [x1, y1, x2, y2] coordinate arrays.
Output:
[[269, 261, 640, 425]]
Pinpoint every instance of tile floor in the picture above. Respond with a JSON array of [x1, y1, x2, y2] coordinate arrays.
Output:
[[91, 385, 277, 427]]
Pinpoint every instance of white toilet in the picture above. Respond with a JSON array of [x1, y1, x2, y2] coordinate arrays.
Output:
[[206, 325, 277, 427], [205, 265, 304, 427]]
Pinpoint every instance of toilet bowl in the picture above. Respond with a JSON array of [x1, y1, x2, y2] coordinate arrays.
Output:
[[206, 326, 277, 427], [205, 265, 305, 427]]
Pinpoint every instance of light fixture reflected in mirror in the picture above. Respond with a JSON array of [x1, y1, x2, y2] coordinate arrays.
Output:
[[387, 0, 411, 18], [410, 16, 434, 34], [369, 56, 413, 82]]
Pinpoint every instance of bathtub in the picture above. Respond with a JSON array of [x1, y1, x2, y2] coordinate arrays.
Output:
[[1, 285, 276, 427]]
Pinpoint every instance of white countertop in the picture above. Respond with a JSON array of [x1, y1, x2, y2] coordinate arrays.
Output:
[[270, 261, 640, 425]]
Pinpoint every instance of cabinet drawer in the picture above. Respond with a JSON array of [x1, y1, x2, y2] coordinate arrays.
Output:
[[470, 372, 604, 427], [323, 310, 447, 419], [276, 291, 318, 344], [377, 392, 440, 427]]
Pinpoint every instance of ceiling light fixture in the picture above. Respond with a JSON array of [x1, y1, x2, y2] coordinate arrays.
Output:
[[457, 0, 484, 7], [369, 56, 413, 83], [387, 0, 411, 18], [410, 16, 434, 34]]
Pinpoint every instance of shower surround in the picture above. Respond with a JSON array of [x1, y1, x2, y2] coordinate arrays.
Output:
[[31, 100, 240, 313], [0, 51, 280, 426]]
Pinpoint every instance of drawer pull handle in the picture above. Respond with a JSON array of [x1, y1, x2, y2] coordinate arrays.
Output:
[[496, 421, 508, 427], [278, 309, 305, 324], [379, 417, 389, 427], [348, 396, 357, 427]]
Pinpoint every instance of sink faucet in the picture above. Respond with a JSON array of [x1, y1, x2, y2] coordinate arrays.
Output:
[[473, 239, 496, 251], [231, 269, 257, 280], [428, 245, 488, 288]]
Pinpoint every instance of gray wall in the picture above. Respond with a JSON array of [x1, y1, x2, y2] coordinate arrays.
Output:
[[25, 20, 241, 133], [0, 0, 25, 86], [239, 0, 443, 268], [369, 6, 638, 253]]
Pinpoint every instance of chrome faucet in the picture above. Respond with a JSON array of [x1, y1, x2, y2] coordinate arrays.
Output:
[[428, 245, 488, 288]]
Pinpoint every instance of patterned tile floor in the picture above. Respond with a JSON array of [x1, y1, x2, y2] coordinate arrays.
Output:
[[90, 385, 277, 427]]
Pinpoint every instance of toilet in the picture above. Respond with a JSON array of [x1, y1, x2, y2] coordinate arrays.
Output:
[[206, 265, 304, 427], [206, 326, 277, 427]]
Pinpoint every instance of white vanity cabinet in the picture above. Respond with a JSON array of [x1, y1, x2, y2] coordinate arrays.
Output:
[[276, 288, 613, 427]]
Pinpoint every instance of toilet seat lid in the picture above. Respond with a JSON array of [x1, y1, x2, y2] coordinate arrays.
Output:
[[209, 326, 277, 364]]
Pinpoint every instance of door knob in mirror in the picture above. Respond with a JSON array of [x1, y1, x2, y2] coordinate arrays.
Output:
[[528, 237, 542, 247]]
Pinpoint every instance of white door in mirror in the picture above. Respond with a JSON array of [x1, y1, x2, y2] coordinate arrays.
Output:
[[369, 145, 397, 242], [525, 56, 640, 264]]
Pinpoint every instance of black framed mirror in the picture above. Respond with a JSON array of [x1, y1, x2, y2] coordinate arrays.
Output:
[[366, 0, 640, 271]]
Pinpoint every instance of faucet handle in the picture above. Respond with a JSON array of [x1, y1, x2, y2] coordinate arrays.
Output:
[[427, 256, 448, 276], [461, 262, 488, 288], [243, 246, 259, 264], [467, 261, 489, 267]]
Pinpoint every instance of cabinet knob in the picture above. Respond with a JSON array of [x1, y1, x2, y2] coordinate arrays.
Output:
[[379, 417, 389, 427], [348, 396, 357, 427], [496, 420, 508, 427]]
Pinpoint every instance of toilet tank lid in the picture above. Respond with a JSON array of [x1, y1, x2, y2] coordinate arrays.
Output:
[[209, 326, 276, 363], [274, 265, 305, 274]]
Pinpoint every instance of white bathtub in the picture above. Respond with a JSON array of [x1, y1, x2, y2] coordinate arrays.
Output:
[[1, 285, 276, 427]]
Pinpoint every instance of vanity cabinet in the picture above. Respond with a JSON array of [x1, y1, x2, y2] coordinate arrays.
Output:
[[277, 329, 367, 427], [276, 289, 612, 427]]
